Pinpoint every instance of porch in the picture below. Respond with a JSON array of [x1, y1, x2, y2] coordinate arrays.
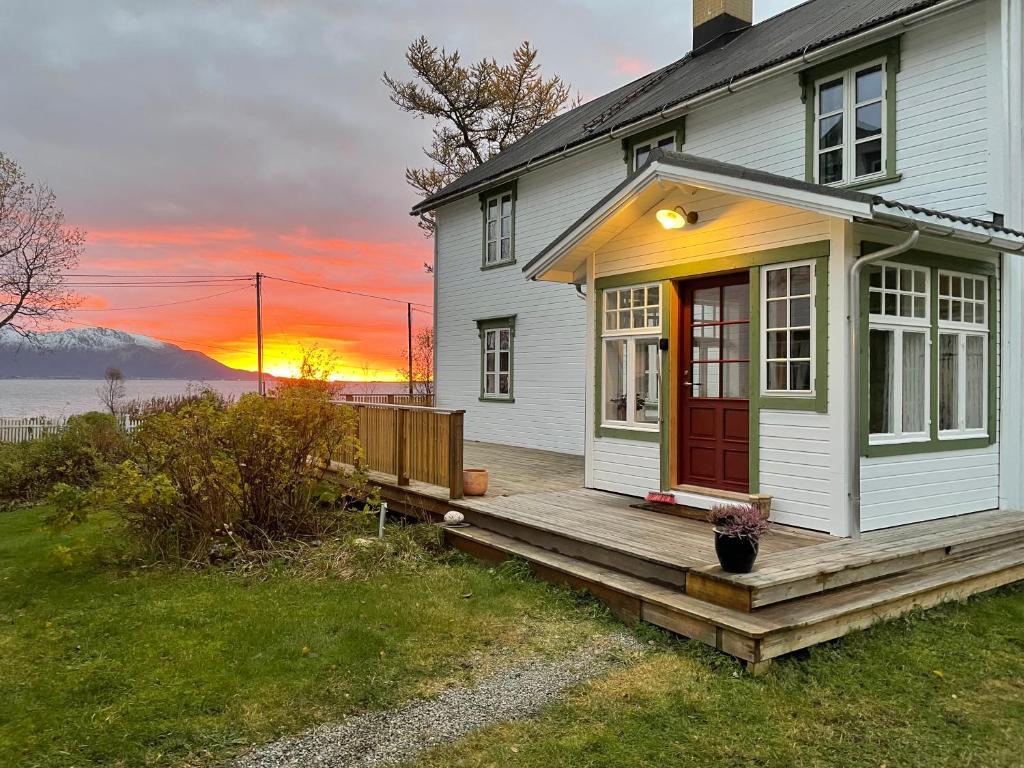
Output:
[[370, 440, 1024, 672]]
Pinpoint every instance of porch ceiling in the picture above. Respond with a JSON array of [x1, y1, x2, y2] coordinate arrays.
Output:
[[524, 150, 1024, 283]]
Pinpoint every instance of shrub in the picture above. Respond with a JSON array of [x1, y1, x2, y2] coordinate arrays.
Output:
[[709, 504, 770, 541], [0, 412, 130, 504], [123, 385, 231, 417]]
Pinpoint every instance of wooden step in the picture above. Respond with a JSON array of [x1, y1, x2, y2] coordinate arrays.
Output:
[[687, 512, 1024, 611], [447, 524, 1024, 668]]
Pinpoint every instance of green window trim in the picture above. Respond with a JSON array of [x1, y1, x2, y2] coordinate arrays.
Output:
[[801, 36, 901, 188], [477, 315, 516, 402], [754, 256, 829, 413], [857, 246, 998, 458], [622, 116, 686, 173], [478, 181, 517, 270]]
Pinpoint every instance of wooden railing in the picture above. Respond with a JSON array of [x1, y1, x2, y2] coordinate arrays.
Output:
[[334, 401, 464, 498], [337, 393, 434, 407]]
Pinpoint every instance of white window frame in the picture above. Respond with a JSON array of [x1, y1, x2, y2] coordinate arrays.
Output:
[[937, 270, 989, 440], [813, 57, 888, 186], [481, 325, 513, 400], [602, 284, 661, 431], [632, 133, 676, 171], [867, 262, 932, 445], [484, 191, 514, 267], [760, 259, 817, 398]]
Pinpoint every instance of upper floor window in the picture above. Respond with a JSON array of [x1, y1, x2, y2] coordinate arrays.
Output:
[[602, 284, 661, 429], [814, 61, 887, 185], [622, 117, 685, 174], [479, 182, 516, 268], [633, 134, 676, 170]]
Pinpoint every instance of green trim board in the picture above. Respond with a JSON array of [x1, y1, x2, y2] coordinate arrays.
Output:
[[747, 267, 761, 493], [478, 180, 517, 270], [622, 116, 686, 173], [476, 315, 516, 403], [756, 255, 829, 413], [857, 249, 998, 458], [659, 279, 676, 491], [801, 36, 901, 185]]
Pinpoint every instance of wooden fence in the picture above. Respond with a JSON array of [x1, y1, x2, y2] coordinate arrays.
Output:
[[0, 415, 141, 443], [335, 401, 464, 498], [337, 393, 434, 407]]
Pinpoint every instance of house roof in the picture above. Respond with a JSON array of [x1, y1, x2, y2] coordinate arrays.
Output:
[[412, 0, 959, 215], [523, 150, 1024, 280]]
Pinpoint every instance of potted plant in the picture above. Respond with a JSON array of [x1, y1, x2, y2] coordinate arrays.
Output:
[[708, 504, 770, 574]]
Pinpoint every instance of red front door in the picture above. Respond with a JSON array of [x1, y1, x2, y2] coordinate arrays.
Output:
[[679, 273, 751, 493]]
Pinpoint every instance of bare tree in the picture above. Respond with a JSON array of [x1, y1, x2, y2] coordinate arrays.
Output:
[[384, 39, 574, 234], [397, 327, 434, 395], [0, 153, 84, 335], [98, 367, 127, 418]]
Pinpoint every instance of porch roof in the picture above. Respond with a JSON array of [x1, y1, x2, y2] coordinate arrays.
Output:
[[523, 150, 1024, 282]]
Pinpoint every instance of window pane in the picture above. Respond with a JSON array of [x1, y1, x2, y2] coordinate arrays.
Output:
[[869, 268, 883, 288], [485, 373, 496, 395], [902, 332, 927, 433], [692, 363, 721, 398], [485, 353, 495, 373], [635, 338, 660, 424], [914, 271, 926, 293], [693, 287, 720, 322], [723, 362, 749, 398], [605, 311, 618, 331], [619, 309, 631, 329], [855, 138, 882, 176], [818, 114, 843, 148], [723, 283, 749, 321], [606, 291, 618, 310], [790, 265, 812, 296], [767, 361, 788, 391], [966, 336, 985, 429], [500, 238, 510, 260], [819, 148, 843, 183], [485, 330, 495, 350], [499, 329, 510, 350], [501, 196, 512, 216], [856, 66, 883, 102], [767, 330, 787, 359], [790, 329, 811, 359], [884, 268, 898, 289], [604, 339, 627, 422], [647, 284, 660, 307], [766, 269, 787, 299], [500, 216, 510, 238], [869, 329, 894, 434], [634, 147, 650, 168], [632, 308, 644, 327], [620, 290, 631, 308], [884, 292, 897, 316], [819, 79, 844, 113], [486, 241, 496, 262], [939, 334, 959, 431], [914, 296, 927, 318], [499, 352, 510, 373], [498, 374, 510, 395], [657, 136, 675, 149], [790, 361, 811, 392], [693, 325, 720, 361], [790, 297, 811, 327], [723, 324, 749, 361], [869, 291, 882, 314], [487, 220, 497, 240], [856, 102, 882, 139], [632, 287, 645, 307], [766, 299, 787, 329]]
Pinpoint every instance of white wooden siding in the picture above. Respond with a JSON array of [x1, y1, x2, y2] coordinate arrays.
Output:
[[759, 410, 835, 532], [433, 143, 624, 455], [592, 437, 661, 497], [593, 187, 830, 279], [861, 446, 1000, 530]]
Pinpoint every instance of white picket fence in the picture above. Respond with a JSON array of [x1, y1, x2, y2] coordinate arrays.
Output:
[[0, 415, 141, 443]]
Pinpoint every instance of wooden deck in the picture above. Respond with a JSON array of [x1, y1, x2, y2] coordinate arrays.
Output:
[[365, 441, 1024, 672]]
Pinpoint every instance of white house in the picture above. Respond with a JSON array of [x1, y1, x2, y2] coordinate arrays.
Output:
[[417, 0, 1024, 537]]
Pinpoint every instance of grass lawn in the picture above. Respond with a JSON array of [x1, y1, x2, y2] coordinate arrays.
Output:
[[0, 505, 611, 767], [412, 585, 1024, 768]]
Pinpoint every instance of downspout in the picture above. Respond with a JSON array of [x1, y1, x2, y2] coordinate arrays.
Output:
[[847, 228, 920, 539]]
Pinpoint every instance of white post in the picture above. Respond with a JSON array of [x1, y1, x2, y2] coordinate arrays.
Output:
[[378, 501, 388, 539]]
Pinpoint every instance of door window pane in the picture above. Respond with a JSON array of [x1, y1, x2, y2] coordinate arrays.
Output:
[[901, 331, 927, 434], [939, 334, 959, 431], [692, 363, 721, 399], [723, 283, 749, 321], [869, 329, 894, 434], [723, 324, 749, 361], [693, 287, 720, 322], [723, 363, 749, 398]]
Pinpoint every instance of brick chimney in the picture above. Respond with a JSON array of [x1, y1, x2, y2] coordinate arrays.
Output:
[[692, 0, 752, 51]]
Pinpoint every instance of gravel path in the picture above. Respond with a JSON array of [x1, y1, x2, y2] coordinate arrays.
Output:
[[233, 630, 644, 768]]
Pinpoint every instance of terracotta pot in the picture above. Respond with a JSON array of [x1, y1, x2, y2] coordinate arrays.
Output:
[[713, 529, 759, 573], [463, 468, 489, 496]]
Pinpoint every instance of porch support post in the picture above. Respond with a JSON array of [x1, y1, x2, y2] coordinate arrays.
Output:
[[827, 219, 854, 537], [584, 252, 597, 490]]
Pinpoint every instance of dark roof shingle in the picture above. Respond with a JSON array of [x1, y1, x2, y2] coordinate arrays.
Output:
[[414, 0, 947, 213]]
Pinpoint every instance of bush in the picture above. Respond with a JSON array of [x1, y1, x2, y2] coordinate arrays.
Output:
[[0, 412, 130, 504], [100, 382, 367, 562]]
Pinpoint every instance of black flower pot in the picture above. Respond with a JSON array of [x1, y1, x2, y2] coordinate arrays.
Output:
[[714, 529, 759, 573]]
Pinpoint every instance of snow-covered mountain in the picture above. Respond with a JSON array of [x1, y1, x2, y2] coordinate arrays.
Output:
[[0, 326, 258, 380]]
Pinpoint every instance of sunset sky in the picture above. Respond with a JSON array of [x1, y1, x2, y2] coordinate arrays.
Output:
[[2, 0, 799, 380]]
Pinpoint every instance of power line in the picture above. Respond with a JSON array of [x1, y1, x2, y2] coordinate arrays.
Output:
[[71, 273, 253, 279], [262, 275, 431, 309], [70, 286, 251, 312], [65, 279, 252, 287]]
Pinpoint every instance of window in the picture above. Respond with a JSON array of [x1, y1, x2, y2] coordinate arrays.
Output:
[[762, 262, 815, 394], [477, 316, 515, 400], [602, 284, 661, 429], [479, 183, 516, 268], [814, 60, 887, 185], [867, 263, 930, 443], [632, 134, 676, 170], [937, 271, 988, 438]]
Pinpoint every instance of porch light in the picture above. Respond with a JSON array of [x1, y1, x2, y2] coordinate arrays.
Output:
[[656, 206, 699, 229]]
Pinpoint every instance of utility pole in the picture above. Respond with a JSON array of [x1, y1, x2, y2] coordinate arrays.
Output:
[[407, 302, 413, 396], [256, 272, 265, 396]]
